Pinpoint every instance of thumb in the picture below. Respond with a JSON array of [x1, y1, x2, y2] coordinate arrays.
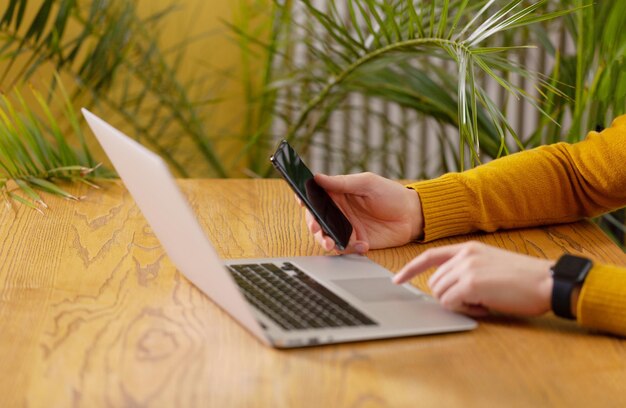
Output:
[[314, 173, 372, 195], [344, 240, 370, 255]]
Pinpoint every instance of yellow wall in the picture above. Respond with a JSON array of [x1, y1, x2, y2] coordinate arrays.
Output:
[[137, 0, 248, 133], [135, 0, 264, 176]]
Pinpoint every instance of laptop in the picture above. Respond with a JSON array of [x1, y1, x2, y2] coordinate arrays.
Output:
[[82, 108, 476, 348]]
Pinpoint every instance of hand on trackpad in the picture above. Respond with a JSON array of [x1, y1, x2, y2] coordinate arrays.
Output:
[[331, 278, 421, 302]]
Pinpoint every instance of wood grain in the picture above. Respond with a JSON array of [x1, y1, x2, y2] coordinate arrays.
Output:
[[1, 179, 626, 407]]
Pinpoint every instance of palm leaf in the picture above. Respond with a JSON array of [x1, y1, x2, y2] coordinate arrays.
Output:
[[1, 0, 229, 178], [0, 85, 102, 211], [246, 0, 578, 176]]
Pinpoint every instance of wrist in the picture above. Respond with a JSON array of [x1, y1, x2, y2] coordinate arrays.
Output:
[[407, 188, 424, 241], [550, 255, 593, 320], [540, 260, 556, 314]]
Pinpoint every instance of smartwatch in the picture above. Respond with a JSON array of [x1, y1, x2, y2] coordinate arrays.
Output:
[[551, 254, 593, 319]]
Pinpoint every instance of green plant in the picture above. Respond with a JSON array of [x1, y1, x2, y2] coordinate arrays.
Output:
[[0, 83, 104, 212], [229, 0, 626, 244], [232, 0, 584, 178], [2, 0, 625, 241], [482, 1, 626, 246], [524, 0, 626, 146], [0, 0, 231, 209], [528, 0, 626, 245]]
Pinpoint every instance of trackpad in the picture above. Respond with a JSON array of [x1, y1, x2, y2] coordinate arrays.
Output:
[[331, 278, 420, 303]]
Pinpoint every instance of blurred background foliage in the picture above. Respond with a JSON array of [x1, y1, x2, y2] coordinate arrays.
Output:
[[0, 0, 625, 244]]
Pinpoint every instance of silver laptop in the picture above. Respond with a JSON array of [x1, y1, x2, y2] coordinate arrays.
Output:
[[82, 108, 476, 348]]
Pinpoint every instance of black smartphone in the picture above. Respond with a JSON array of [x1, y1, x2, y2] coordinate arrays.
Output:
[[270, 140, 353, 250]]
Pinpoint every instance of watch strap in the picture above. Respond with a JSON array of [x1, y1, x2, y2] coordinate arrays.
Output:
[[551, 278, 576, 320]]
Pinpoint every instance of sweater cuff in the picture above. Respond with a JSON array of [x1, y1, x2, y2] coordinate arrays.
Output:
[[578, 264, 626, 337], [406, 174, 473, 242]]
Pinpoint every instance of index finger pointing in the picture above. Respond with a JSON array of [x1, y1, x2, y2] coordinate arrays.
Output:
[[393, 243, 467, 284]]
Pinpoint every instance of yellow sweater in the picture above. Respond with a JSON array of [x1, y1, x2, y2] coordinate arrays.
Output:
[[407, 115, 626, 336]]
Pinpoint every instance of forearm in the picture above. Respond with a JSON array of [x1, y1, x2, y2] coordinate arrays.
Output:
[[408, 116, 626, 242]]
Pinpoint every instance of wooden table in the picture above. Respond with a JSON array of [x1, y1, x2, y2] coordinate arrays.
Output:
[[1, 179, 626, 407]]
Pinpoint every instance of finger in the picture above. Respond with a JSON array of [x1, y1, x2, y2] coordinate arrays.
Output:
[[323, 235, 369, 255], [302, 196, 369, 254], [294, 193, 303, 207], [427, 252, 466, 289], [344, 240, 369, 254], [313, 230, 334, 252], [305, 211, 368, 254], [429, 267, 461, 299], [438, 282, 470, 312], [314, 173, 372, 195], [454, 303, 489, 318], [315, 231, 334, 252], [322, 235, 336, 252], [305, 210, 322, 234], [393, 243, 468, 284], [438, 280, 488, 317]]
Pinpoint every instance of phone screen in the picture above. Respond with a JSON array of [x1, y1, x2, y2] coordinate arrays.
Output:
[[270, 140, 353, 250]]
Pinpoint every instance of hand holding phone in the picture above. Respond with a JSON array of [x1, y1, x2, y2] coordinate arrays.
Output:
[[270, 140, 353, 250]]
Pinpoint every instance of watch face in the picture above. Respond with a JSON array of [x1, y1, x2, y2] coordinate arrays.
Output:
[[554, 254, 593, 282]]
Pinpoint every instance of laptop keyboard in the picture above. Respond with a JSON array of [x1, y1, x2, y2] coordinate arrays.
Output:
[[228, 262, 378, 331]]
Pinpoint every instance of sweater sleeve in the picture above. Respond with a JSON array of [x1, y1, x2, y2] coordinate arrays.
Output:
[[407, 115, 626, 242], [578, 264, 626, 337], [406, 115, 626, 336]]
